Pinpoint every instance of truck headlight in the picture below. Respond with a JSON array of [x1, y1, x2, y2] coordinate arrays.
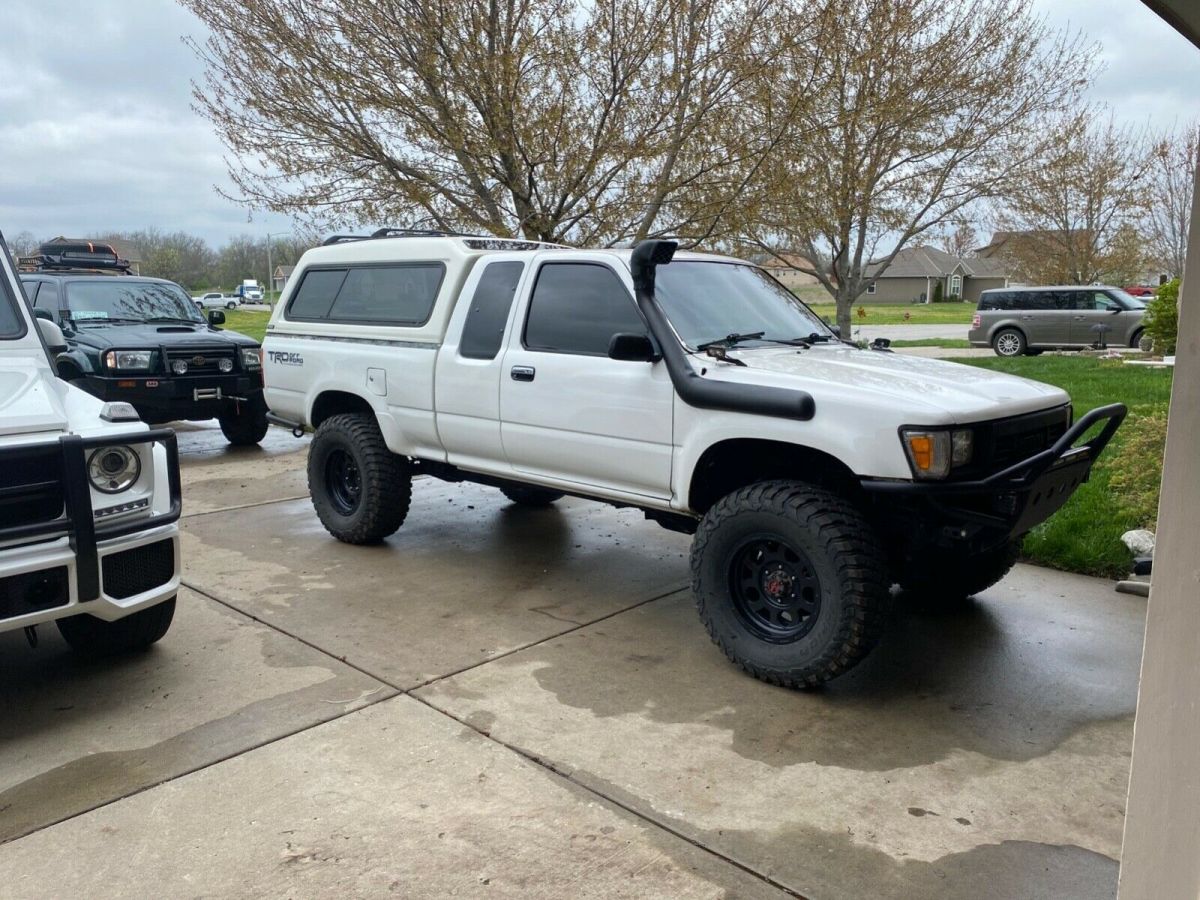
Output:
[[241, 347, 262, 370], [901, 428, 973, 479], [87, 446, 141, 493], [103, 350, 153, 370]]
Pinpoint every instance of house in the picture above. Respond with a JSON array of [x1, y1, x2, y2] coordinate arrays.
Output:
[[273, 265, 295, 293], [862, 245, 1010, 304]]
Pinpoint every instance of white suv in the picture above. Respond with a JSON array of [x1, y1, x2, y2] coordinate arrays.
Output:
[[0, 236, 180, 654], [263, 230, 1125, 687]]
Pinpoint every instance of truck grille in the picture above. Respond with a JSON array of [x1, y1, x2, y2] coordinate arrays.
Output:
[[990, 407, 1071, 469], [102, 539, 175, 599], [164, 347, 237, 374], [0, 446, 65, 528]]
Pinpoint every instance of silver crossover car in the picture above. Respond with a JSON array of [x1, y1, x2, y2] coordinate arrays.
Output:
[[968, 286, 1147, 357]]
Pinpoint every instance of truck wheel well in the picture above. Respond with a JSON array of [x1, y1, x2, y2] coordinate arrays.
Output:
[[688, 439, 860, 514], [310, 391, 376, 428]]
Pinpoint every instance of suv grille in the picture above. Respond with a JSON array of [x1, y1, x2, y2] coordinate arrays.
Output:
[[102, 539, 175, 599], [0, 446, 65, 528], [165, 347, 236, 374]]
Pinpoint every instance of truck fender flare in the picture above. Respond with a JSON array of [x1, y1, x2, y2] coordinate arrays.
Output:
[[630, 240, 815, 422]]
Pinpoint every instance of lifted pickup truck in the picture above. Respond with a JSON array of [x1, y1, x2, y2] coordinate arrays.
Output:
[[263, 230, 1125, 687], [0, 234, 181, 654]]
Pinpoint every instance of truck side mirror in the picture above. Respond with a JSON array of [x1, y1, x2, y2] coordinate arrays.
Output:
[[608, 332, 659, 362], [207, 310, 226, 326], [37, 318, 68, 353]]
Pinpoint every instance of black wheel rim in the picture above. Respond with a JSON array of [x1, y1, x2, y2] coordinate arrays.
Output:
[[727, 535, 822, 642], [325, 448, 362, 515]]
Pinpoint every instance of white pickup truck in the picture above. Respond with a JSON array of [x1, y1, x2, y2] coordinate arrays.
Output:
[[262, 230, 1125, 687], [0, 235, 181, 654]]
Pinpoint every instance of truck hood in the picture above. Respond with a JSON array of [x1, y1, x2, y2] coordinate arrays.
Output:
[[719, 345, 1069, 422], [70, 322, 258, 349], [0, 364, 68, 437]]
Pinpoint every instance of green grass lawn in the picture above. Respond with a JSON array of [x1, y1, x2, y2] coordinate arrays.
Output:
[[887, 338, 971, 349], [221, 308, 271, 342], [954, 355, 1174, 578], [804, 300, 977, 325]]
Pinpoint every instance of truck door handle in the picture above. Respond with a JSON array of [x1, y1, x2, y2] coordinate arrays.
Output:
[[510, 365, 536, 382]]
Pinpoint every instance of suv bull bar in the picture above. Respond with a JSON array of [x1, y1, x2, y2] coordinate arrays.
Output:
[[861, 404, 1127, 539], [0, 428, 182, 602]]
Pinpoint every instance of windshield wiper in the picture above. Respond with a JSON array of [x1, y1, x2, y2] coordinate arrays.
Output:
[[696, 332, 765, 351]]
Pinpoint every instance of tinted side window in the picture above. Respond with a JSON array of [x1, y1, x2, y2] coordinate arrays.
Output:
[[20, 280, 39, 305], [460, 261, 524, 360], [328, 265, 444, 325], [33, 280, 57, 310], [289, 269, 347, 319], [524, 263, 644, 355]]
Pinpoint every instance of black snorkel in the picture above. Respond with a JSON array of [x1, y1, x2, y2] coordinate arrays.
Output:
[[630, 240, 816, 421]]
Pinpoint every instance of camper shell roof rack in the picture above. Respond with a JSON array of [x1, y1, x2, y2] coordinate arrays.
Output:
[[320, 229, 565, 252]]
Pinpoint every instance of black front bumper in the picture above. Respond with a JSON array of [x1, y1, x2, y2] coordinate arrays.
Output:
[[0, 429, 182, 605], [80, 374, 262, 420], [861, 404, 1127, 546]]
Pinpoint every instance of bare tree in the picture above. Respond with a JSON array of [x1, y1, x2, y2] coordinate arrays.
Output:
[[1147, 121, 1197, 279], [938, 218, 979, 259], [182, 0, 789, 246], [997, 112, 1152, 285], [738, 0, 1093, 335]]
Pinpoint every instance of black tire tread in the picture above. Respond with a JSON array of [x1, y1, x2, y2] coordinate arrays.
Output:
[[308, 413, 411, 544], [500, 485, 564, 507], [690, 480, 889, 689], [57, 596, 176, 655]]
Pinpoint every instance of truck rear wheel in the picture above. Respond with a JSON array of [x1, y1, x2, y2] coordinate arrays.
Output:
[[690, 480, 889, 688], [500, 485, 564, 507], [897, 540, 1021, 609], [308, 413, 411, 544], [57, 597, 176, 655], [219, 397, 269, 446]]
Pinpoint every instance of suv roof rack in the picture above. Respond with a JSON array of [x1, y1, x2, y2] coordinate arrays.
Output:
[[320, 229, 566, 252]]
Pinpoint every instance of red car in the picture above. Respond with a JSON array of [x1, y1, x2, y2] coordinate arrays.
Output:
[[1124, 285, 1158, 298]]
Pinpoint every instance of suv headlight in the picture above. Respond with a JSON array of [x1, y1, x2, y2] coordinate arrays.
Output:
[[240, 347, 262, 370], [103, 350, 153, 370], [901, 427, 974, 480], [87, 445, 141, 493]]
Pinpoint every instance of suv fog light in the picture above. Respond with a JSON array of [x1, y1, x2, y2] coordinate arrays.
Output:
[[218, 358, 234, 373], [87, 446, 141, 494], [171, 359, 189, 375]]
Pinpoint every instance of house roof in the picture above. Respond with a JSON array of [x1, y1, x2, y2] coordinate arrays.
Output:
[[274, 265, 296, 277], [865, 245, 1008, 280]]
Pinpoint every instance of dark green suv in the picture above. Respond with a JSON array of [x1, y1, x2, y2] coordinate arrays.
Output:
[[21, 241, 268, 445]]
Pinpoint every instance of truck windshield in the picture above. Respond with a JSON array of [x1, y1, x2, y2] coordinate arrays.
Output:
[[654, 262, 833, 349], [64, 281, 203, 324]]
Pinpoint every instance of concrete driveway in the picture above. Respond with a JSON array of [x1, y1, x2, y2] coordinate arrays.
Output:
[[0, 421, 1144, 898]]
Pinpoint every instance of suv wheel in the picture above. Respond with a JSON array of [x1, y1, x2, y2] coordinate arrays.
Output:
[[690, 480, 889, 688], [1130, 328, 1145, 349], [308, 413, 411, 544], [218, 397, 269, 446], [57, 597, 175, 655], [500, 485, 564, 507], [897, 540, 1021, 609], [993, 328, 1026, 357]]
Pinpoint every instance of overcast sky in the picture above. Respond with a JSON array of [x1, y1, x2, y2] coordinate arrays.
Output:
[[1, 0, 1197, 249]]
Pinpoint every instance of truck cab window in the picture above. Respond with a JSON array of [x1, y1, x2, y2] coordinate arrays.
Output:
[[460, 261, 524, 360], [524, 262, 644, 355]]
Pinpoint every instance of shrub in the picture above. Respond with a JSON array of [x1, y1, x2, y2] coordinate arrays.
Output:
[[932, 280, 944, 303], [1108, 406, 1169, 529], [1144, 278, 1179, 355]]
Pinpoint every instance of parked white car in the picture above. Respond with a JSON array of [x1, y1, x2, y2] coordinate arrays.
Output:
[[193, 292, 238, 310], [263, 230, 1126, 687], [1, 234, 181, 654]]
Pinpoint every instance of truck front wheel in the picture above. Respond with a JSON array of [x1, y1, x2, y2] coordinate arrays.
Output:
[[219, 397, 269, 446], [308, 413, 411, 544], [57, 597, 175, 655], [897, 540, 1021, 609], [690, 481, 889, 688]]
